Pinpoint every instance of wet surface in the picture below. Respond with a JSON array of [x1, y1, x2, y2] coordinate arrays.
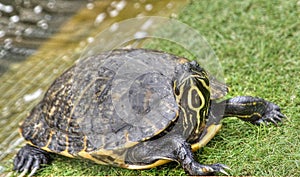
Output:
[[0, 0, 189, 173], [0, 0, 87, 75]]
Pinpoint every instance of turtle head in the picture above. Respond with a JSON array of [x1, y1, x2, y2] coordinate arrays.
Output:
[[173, 61, 211, 126]]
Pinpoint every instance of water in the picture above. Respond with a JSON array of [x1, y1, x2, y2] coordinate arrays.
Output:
[[0, 0, 188, 174]]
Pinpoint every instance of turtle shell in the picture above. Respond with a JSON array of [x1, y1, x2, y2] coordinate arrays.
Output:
[[21, 49, 192, 155]]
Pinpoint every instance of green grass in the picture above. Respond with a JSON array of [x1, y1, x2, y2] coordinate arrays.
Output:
[[10, 0, 300, 176]]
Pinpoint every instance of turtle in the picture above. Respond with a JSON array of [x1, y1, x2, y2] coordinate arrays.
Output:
[[13, 48, 286, 176]]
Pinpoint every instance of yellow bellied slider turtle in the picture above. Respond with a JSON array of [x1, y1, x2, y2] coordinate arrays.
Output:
[[13, 49, 286, 176]]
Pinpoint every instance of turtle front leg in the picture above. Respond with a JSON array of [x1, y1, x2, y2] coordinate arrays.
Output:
[[174, 143, 229, 176], [220, 96, 286, 125], [125, 134, 229, 176], [13, 144, 50, 177]]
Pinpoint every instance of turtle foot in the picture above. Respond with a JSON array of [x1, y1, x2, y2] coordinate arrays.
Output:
[[13, 144, 50, 177], [185, 162, 230, 176], [254, 102, 287, 126]]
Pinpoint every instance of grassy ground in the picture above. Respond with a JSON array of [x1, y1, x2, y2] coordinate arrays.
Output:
[[11, 0, 300, 176]]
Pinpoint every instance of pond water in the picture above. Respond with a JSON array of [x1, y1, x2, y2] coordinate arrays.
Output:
[[0, 0, 189, 174]]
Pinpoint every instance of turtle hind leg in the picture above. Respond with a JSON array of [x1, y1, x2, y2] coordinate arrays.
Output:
[[220, 96, 286, 125], [126, 134, 229, 176], [13, 144, 50, 177]]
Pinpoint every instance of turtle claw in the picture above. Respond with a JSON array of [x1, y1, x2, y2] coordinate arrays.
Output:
[[188, 163, 230, 176], [207, 163, 230, 176], [28, 167, 39, 177], [220, 163, 231, 170], [17, 168, 28, 177], [254, 102, 286, 126], [210, 163, 231, 176], [13, 144, 50, 177], [219, 168, 230, 176]]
